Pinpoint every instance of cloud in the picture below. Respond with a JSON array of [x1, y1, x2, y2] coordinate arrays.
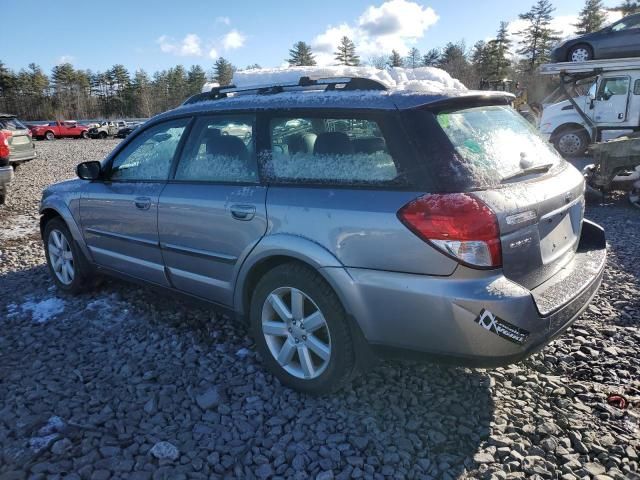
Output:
[[216, 16, 231, 25], [57, 55, 75, 65], [157, 33, 203, 56], [208, 47, 219, 60], [312, 0, 439, 65], [223, 29, 246, 50]]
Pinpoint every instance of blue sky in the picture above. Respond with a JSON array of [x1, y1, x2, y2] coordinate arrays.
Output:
[[3, 0, 623, 74]]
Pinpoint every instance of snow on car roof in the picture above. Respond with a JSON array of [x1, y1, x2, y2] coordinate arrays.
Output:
[[165, 66, 510, 119]]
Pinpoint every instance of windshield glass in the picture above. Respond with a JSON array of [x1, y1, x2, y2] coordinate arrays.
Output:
[[436, 105, 563, 187]]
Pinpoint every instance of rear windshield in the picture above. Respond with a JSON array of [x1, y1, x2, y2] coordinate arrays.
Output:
[[436, 105, 563, 188], [0, 117, 27, 131]]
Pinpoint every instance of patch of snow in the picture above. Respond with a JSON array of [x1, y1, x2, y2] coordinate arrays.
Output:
[[38, 416, 65, 435], [21, 297, 66, 323], [29, 416, 65, 452], [29, 433, 59, 452], [201, 81, 220, 93], [6, 303, 18, 318], [0, 214, 39, 241], [231, 66, 467, 94]]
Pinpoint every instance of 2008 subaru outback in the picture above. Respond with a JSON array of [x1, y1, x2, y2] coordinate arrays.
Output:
[[40, 75, 606, 394]]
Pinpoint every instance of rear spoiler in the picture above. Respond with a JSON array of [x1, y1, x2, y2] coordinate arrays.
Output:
[[409, 92, 515, 112]]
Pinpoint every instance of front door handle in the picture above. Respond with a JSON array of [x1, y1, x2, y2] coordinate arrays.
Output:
[[134, 197, 151, 210], [230, 204, 256, 221]]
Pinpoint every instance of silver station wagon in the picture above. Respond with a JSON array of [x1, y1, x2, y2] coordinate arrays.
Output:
[[40, 75, 606, 394]]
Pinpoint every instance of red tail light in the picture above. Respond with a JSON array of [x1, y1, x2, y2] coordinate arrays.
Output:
[[0, 131, 10, 159], [397, 193, 502, 268]]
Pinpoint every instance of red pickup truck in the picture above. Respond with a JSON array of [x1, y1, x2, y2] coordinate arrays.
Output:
[[30, 121, 89, 140]]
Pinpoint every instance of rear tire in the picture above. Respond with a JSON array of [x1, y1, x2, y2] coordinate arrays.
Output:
[[43, 218, 94, 294], [81, 130, 89, 139], [250, 262, 356, 394], [553, 127, 589, 157], [568, 44, 593, 63], [45, 131, 55, 141]]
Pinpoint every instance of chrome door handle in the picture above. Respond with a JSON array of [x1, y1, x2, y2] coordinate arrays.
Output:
[[230, 204, 256, 221], [134, 197, 151, 210]]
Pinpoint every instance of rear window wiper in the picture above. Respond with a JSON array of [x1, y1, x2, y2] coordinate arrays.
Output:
[[501, 163, 554, 183]]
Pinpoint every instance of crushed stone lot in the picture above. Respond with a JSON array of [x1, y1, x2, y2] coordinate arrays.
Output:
[[0, 139, 639, 480]]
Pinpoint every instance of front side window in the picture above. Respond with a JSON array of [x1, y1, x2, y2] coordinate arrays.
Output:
[[110, 118, 188, 181], [175, 115, 257, 182], [265, 116, 400, 185], [597, 77, 630, 100]]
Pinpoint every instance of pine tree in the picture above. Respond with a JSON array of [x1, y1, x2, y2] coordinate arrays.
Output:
[[288, 42, 316, 66], [438, 41, 475, 87], [187, 65, 206, 96], [245, 63, 262, 70], [613, 0, 640, 15], [575, 0, 606, 34], [213, 57, 235, 86], [406, 47, 421, 69], [388, 50, 403, 67], [471, 41, 493, 85], [334, 36, 360, 66], [421, 49, 440, 67], [488, 21, 512, 79], [517, 0, 560, 73]]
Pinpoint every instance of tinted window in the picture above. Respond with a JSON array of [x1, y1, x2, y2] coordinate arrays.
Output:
[[612, 17, 640, 31], [265, 116, 400, 185], [435, 105, 563, 188], [0, 118, 27, 130], [175, 115, 257, 182], [634, 80, 640, 95], [110, 119, 188, 181]]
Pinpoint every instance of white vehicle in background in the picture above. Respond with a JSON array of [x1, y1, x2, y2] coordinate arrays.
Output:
[[539, 58, 640, 156]]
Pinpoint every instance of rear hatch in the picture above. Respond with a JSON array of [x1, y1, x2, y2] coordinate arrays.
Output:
[[405, 102, 584, 291], [0, 115, 35, 162]]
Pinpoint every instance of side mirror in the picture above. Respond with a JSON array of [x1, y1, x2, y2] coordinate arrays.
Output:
[[76, 161, 102, 180]]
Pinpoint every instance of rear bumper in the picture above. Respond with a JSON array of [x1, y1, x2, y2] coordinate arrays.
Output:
[[328, 219, 606, 368], [10, 149, 36, 164]]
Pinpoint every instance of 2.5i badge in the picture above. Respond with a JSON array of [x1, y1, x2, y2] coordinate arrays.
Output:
[[474, 309, 530, 345]]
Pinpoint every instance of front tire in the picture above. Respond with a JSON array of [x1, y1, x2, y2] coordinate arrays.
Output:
[[568, 44, 593, 62], [99, 131, 108, 139], [250, 263, 356, 394], [81, 130, 89, 139], [44, 218, 93, 294], [553, 127, 589, 157]]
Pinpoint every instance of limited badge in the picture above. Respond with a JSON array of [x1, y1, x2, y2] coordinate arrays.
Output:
[[474, 309, 530, 345]]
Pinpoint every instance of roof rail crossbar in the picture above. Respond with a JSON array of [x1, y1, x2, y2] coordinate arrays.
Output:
[[182, 76, 388, 105]]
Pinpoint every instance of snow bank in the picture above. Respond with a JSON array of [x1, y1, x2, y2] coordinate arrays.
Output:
[[227, 66, 467, 95]]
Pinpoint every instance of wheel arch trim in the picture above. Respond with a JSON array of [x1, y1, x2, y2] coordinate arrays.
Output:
[[40, 202, 92, 261], [233, 234, 346, 318]]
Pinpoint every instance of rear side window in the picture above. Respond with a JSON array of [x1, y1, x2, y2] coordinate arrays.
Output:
[[0, 118, 27, 130], [175, 115, 257, 183], [435, 106, 562, 188], [265, 116, 400, 185]]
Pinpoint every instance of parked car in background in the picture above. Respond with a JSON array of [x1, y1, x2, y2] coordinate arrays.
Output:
[[89, 121, 127, 139], [551, 13, 640, 62], [30, 121, 89, 140], [39, 75, 606, 394], [0, 127, 16, 204], [0, 114, 37, 166], [115, 123, 140, 138]]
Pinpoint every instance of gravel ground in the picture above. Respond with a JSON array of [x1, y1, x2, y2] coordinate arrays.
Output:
[[0, 139, 639, 480]]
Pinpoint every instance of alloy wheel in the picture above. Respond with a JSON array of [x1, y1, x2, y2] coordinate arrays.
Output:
[[261, 287, 332, 380], [48, 229, 75, 285]]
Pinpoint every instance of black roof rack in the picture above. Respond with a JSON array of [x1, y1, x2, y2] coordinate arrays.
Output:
[[182, 76, 388, 105]]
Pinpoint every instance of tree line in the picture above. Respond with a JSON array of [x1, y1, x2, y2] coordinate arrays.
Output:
[[0, 0, 636, 121]]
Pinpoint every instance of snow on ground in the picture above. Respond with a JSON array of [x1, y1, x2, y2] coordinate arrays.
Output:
[[0, 214, 39, 241], [20, 296, 66, 323], [201, 66, 467, 95]]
